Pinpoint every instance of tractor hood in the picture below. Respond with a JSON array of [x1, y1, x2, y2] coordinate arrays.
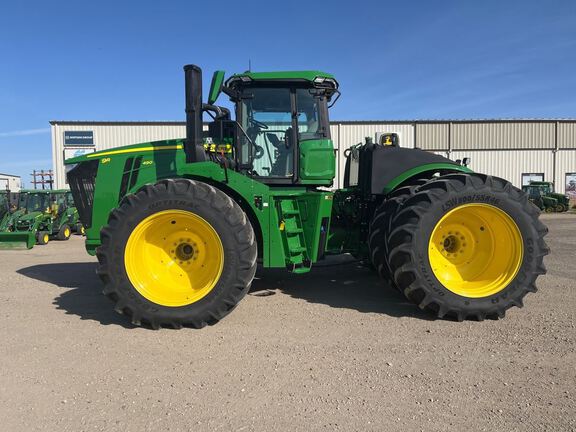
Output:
[[64, 140, 185, 165]]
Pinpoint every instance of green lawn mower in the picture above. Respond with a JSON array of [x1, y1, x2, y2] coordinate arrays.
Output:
[[65, 64, 549, 328]]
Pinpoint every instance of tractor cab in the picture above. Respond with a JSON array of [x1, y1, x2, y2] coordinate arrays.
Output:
[[523, 181, 569, 212], [193, 67, 339, 186], [20, 191, 51, 214]]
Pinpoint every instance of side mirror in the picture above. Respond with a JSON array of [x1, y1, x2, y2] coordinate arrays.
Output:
[[208, 70, 225, 105]]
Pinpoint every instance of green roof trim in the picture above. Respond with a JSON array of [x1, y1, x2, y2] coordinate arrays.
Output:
[[230, 70, 335, 82]]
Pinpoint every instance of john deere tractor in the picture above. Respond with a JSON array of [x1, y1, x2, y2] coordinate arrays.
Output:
[[65, 65, 548, 328], [0, 190, 77, 248], [53, 190, 84, 235], [0, 190, 17, 230], [522, 181, 569, 213]]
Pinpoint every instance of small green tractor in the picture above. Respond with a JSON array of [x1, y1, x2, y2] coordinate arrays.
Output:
[[0, 190, 21, 232], [53, 190, 85, 235], [0, 190, 82, 249], [522, 181, 570, 213], [65, 65, 548, 328]]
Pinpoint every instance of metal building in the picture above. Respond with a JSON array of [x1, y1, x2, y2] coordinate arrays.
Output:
[[50, 120, 576, 199], [0, 173, 22, 192]]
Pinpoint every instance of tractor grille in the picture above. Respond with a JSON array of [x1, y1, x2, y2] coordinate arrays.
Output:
[[67, 160, 99, 228]]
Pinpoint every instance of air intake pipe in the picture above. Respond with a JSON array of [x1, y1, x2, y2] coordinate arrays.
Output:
[[184, 64, 206, 163]]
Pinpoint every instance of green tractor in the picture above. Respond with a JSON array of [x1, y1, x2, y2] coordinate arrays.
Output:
[[0, 190, 77, 249], [65, 64, 548, 328], [52, 190, 85, 235], [522, 181, 569, 213], [0, 190, 21, 232]]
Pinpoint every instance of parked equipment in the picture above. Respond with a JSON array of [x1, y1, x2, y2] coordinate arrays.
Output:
[[522, 181, 570, 213], [65, 65, 549, 328], [52, 190, 85, 236], [0, 190, 20, 232], [0, 190, 81, 249]]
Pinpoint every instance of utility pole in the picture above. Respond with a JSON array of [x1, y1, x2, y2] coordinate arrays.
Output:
[[30, 170, 54, 190]]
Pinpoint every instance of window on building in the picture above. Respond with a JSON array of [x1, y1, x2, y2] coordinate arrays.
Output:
[[566, 173, 576, 199], [521, 173, 544, 187]]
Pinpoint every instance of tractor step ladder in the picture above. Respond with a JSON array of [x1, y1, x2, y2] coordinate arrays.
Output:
[[278, 199, 311, 274]]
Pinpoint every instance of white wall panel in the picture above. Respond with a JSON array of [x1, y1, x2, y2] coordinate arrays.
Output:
[[554, 150, 576, 195], [416, 123, 449, 150], [452, 122, 555, 150], [558, 123, 576, 149], [450, 150, 554, 190]]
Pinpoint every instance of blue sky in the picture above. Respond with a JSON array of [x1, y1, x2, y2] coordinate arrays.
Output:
[[1, 0, 575, 186]]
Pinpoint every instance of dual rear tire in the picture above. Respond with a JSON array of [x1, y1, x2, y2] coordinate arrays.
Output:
[[369, 173, 549, 321]]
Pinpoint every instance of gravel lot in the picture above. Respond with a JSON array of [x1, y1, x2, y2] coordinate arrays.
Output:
[[0, 213, 574, 432]]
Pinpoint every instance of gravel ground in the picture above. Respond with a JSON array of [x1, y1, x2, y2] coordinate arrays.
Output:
[[0, 213, 574, 432]]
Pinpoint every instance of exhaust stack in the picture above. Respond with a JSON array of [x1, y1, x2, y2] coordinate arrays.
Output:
[[184, 64, 205, 163]]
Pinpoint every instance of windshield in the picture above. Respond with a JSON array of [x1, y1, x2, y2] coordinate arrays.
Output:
[[23, 194, 49, 213], [66, 192, 75, 207], [239, 86, 330, 179], [525, 186, 540, 198]]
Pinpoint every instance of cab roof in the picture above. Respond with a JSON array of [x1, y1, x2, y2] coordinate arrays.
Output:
[[226, 70, 338, 89]]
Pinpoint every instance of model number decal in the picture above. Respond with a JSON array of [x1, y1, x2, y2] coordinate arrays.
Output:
[[101, 157, 111, 164], [442, 195, 500, 211], [142, 160, 153, 166]]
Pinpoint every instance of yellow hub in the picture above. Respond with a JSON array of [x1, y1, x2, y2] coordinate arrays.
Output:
[[428, 204, 523, 298], [64, 227, 70, 238], [124, 210, 224, 307], [43, 234, 49, 244]]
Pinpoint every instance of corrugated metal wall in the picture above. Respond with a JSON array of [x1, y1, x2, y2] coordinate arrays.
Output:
[[52, 120, 576, 191], [452, 122, 556, 150], [558, 122, 576, 149], [554, 150, 576, 195], [415, 123, 449, 150], [450, 150, 554, 189]]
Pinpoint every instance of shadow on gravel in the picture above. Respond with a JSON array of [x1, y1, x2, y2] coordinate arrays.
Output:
[[251, 257, 434, 321], [17, 263, 136, 328], [18, 257, 432, 327]]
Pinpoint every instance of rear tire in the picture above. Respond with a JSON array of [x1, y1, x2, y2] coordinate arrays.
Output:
[[369, 178, 431, 289], [387, 173, 548, 321], [56, 224, 71, 241], [96, 178, 257, 329], [75, 223, 85, 236]]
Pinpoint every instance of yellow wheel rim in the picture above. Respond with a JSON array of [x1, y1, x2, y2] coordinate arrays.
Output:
[[64, 228, 70, 238], [43, 234, 49, 244], [81, 226, 85, 235], [428, 204, 523, 298], [124, 210, 224, 307]]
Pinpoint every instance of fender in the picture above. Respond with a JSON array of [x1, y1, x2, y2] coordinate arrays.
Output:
[[345, 145, 472, 195]]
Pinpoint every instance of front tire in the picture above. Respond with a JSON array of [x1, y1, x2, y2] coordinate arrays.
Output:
[[36, 231, 49, 245], [96, 178, 257, 329], [387, 173, 549, 321]]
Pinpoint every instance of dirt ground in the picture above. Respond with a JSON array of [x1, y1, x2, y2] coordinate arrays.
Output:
[[0, 213, 574, 432]]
